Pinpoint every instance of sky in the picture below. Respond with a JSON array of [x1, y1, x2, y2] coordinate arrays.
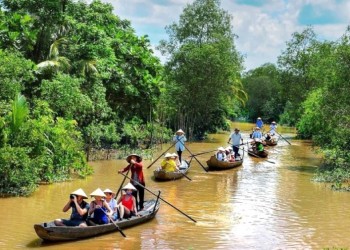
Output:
[[101, 0, 350, 71]]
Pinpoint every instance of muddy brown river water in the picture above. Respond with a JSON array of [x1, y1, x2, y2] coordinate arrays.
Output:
[[1, 122, 349, 249]]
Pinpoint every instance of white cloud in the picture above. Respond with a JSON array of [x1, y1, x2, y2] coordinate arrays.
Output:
[[99, 0, 350, 71]]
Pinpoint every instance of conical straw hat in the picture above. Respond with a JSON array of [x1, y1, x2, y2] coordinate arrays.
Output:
[[103, 188, 115, 194], [90, 188, 106, 198], [122, 183, 137, 191], [71, 188, 88, 199], [176, 129, 185, 135]]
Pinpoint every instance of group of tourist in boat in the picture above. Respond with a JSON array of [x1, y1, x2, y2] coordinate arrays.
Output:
[[43, 122, 279, 231], [53, 153, 146, 228], [160, 152, 181, 172]]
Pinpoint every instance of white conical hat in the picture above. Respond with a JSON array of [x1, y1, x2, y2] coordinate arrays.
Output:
[[71, 188, 88, 199], [90, 188, 106, 197], [126, 154, 142, 163], [103, 188, 115, 194], [218, 147, 225, 151], [122, 183, 137, 191], [176, 129, 185, 135], [171, 153, 178, 158], [164, 153, 173, 158]]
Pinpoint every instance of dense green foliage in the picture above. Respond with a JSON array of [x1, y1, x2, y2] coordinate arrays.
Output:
[[0, 0, 165, 196], [241, 63, 282, 123], [2, 0, 349, 194], [158, 0, 246, 138], [240, 26, 350, 188]]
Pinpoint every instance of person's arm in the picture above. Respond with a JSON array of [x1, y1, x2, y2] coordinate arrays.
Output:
[[103, 200, 113, 216], [118, 164, 131, 173], [62, 199, 72, 212], [88, 201, 95, 216], [73, 197, 88, 216], [132, 160, 143, 169]]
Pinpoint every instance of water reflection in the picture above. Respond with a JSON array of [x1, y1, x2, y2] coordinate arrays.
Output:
[[2, 122, 350, 249]]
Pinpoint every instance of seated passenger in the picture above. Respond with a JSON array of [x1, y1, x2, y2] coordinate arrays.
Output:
[[103, 188, 119, 221], [171, 153, 181, 169], [161, 153, 177, 172], [225, 147, 235, 162], [216, 147, 227, 161], [255, 139, 264, 152], [270, 121, 277, 136], [251, 127, 263, 139], [87, 188, 113, 225], [117, 183, 139, 219], [54, 188, 89, 227]]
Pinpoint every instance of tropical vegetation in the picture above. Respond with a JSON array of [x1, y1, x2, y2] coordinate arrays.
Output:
[[1, 0, 350, 195]]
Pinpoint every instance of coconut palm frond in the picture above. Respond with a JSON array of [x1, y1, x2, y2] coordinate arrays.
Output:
[[11, 94, 29, 132]]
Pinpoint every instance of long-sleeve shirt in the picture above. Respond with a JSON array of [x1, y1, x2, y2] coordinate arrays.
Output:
[[120, 161, 145, 185], [173, 135, 187, 151]]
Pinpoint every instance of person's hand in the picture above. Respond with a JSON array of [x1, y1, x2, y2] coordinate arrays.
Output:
[[118, 170, 122, 174], [130, 159, 136, 164], [95, 205, 101, 209], [73, 195, 77, 203]]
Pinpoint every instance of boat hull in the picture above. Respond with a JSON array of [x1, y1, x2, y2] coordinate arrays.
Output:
[[206, 155, 243, 171], [153, 160, 190, 181], [34, 199, 160, 241]]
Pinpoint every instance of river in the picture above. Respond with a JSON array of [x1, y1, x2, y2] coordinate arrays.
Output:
[[1, 122, 349, 249]]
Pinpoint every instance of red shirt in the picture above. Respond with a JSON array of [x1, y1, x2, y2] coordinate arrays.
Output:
[[122, 195, 134, 211], [121, 161, 145, 185]]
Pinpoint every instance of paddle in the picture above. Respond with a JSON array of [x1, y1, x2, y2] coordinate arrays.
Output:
[[273, 131, 292, 145], [115, 167, 130, 199], [239, 142, 275, 164], [175, 159, 192, 181], [190, 149, 217, 157], [178, 169, 192, 181], [119, 172, 197, 223], [147, 141, 177, 169], [176, 138, 208, 172], [100, 208, 126, 237]]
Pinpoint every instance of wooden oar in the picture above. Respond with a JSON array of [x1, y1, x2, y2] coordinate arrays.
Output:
[[238, 142, 275, 164], [178, 169, 192, 181], [100, 208, 126, 237], [190, 149, 217, 157], [147, 141, 177, 169], [115, 167, 130, 199], [119, 172, 197, 223], [273, 131, 292, 145], [176, 139, 208, 172]]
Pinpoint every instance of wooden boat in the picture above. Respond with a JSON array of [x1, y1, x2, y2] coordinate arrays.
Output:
[[264, 139, 278, 146], [34, 199, 160, 241], [248, 148, 268, 158], [206, 155, 243, 171], [153, 160, 190, 181]]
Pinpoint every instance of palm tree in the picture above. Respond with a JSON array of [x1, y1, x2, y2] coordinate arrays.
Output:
[[37, 37, 70, 74]]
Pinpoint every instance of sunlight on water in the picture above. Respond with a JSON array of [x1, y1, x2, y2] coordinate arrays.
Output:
[[1, 122, 350, 249]]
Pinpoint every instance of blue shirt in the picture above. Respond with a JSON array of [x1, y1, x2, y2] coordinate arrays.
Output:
[[252, 131, 262, 139], [173, 135, 187, 151], [229, 132, 242, 146], [256, 120, 263, 128]]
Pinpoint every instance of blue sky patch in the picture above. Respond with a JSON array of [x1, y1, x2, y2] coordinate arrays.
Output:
[[298, 4, 342, 25], [235, 0, 265, 7]]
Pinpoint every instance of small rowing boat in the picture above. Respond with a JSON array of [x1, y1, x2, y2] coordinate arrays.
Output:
[[206, 155, 243, 171], [248, 148, 268, 158], [153, 160, 190, 181], [34, 199, 160, 241], [264, 139, 278, 146]]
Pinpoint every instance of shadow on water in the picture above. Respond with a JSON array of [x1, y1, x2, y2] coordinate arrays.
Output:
[[27, 238, 68, 248], [286, 165, 318, 174]]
